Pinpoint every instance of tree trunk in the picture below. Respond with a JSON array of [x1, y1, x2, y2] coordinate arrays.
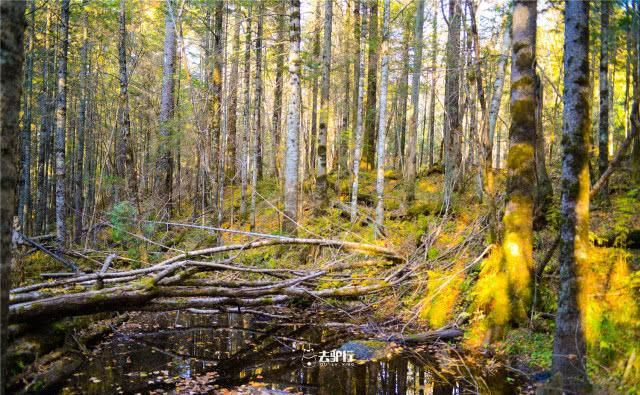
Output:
[[116, 0, 134, 203], [156, 0, 178, 219], [309, 1, 321, 177], [404, 0, 425, 203], [240, 5, 251, 219], [336, 1, 351, 194], [488, 18, 511, 169], [500, 0, 537, 324], [54, 0, 70, 245], [0, 1, 26, 391], [363, 0, 379, 170], [283, 0, 302, 235], [350, 2, 367, 223], [73, 0, 89, 244], [227, 7, 241, 183], [35, 6, 52, 235], [597, 0, 609, 200], [250, 1, 264, 230], [534, 73, 553, 228], [630, 0, 639, 179], [427, 0, 438, 168], [314, 0, 333, 209], [396, 29, 409, 170], [374, 0, 390, 238], [210, 0, 224, 225], [19, 0, 35, 233], [551, 1, 591, 392], [271, 2, 286, 179], [442, 0, 462, 209]]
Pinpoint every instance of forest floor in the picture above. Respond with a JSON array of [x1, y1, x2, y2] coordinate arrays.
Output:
[[11, 164, 640, 393]]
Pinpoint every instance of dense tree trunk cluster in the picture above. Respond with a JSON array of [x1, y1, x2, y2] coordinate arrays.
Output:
[[3, 1, 640, 392]]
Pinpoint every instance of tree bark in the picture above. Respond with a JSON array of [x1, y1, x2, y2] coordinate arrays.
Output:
[[350, 2, 367, 223], [442, 0, 462, 209], [240, 5, 251, 219], [283, 0, 302, 234], [250, 1, 263, 230], [598, 0, 609, 200], [73, 0, 89, 244], [54, 0, 70, 245], [551, 1, 591, 392], [0, 1, 26, 391], [315, 0, 333, 208], [156, 0, 178, 219], [427, 0, 438, 168], [271, 2, 286, 179], [502, 0, 537, 323], [374, 0, 390, 238], [363, 0, 379, 169], [488, 18, 511, 169], [404, 0, 425, 203], [18, 0, 35, 232], [227, 7, 241, 183]]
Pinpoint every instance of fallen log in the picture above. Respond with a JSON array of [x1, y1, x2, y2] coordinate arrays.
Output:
[[13, 231, 80, 272]]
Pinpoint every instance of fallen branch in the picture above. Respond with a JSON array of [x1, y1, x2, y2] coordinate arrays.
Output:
[[13, 231, 80, 272]]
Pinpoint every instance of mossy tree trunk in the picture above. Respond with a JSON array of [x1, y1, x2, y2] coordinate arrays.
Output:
[[502, 0, 537, 323], [551, 1, 592, 392], [442, 0, 462, 209], [1, 1, 26, 391]]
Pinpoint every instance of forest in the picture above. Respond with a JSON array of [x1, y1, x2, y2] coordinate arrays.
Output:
[[0, 0, 639, 393]]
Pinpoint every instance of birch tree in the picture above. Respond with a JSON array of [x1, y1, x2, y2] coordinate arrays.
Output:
[[240, 5, 251, 219], [350, 1, 367, 223], [55, 0, 71, 245], [315, 0, 333, 208], [283, 0, 302, 234], [250, 1, 264, 230], [374, 0, 390, 238]]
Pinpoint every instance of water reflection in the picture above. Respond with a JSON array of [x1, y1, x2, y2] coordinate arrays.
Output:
[[61, 312, 516, 394]]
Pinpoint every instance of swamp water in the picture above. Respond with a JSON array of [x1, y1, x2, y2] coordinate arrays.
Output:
[[60, 311, 523, 394]]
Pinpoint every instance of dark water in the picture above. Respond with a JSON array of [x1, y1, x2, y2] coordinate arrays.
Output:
[[61, 312, 521, 394]]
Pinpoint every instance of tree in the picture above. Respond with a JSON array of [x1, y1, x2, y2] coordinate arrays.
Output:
[[427, 0, 438, 168], [405, 0, 425, 203], [116, 0, 135, 203], [315, 0, 333, 208], [211, 0, 224, 224], [270, 2, 286, 178], [488, 17, 511, 170], [156, 0, 178, 219], [74, 0, 89, 244], [442, 0, 462, 209], [350, 1, 367, 223], [501, 0, 537, 323], [240, 4, 252, 219], [374, 0, 390, 238], [0, 2, 26, 391], [55, 0, 71, 245], [18, 0, 35, 232], [227, 6, 241, 183], [250, 1, 264, 230], [551, 1, 592, 392], [598, 0, 610, 201], [363, 0, 379, 169], [283, 0, 302, 234]]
